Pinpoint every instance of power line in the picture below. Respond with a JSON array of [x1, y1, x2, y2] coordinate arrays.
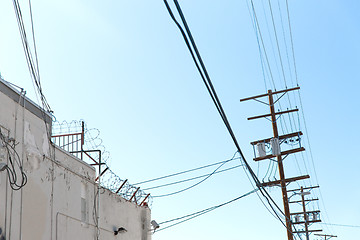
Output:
[[134, 155, 240, 185], [283, 0, 334, 233], [320, 223, 360, 228], [258, 0, 280, 89], [277, 0, 294, 87], [12, 0, 52, 113], [267, 0, 300, 137], [285, 0, 298, 86], [152, 151, 239, 198], [248, 0, 276, 90], [267, 0, 288, 89], [163, 1, 296, 236], [156, 189, 258, 232], [28, 0, 40, 82], [143, 165, 242, 191], [162, 0, 224, 121], [249, 0, 301, 194], [250, 1, 334, 236], [247, 2, 315, 238], [249, 0, 307, 179], [245, 0, 268, 92], [250, 0, 300, 137]]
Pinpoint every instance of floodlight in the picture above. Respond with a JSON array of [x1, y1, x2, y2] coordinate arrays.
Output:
[[151, 220, 160, 230]]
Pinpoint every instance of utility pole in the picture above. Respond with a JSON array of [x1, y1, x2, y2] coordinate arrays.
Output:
[[288, 186, 322, 238], [300, 187, 310, 240], [241, 87, 309, 240]]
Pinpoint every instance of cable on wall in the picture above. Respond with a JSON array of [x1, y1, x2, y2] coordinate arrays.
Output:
[[0, 129, 27, 190]]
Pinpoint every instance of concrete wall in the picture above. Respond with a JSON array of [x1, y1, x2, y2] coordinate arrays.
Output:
[[0, 80, 151, 240]]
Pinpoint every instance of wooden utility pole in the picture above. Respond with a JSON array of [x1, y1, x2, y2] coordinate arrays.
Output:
[[288, 186, 322, 238], [301, 187, 310, 240], [268, 89, 293, 240], [241, 87, 309, 240]]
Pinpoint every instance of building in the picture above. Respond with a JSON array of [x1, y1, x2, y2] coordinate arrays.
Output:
[[0, 77, 152, 240]]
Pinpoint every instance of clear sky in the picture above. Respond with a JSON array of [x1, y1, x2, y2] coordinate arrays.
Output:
[[1, 0, 359, 240]]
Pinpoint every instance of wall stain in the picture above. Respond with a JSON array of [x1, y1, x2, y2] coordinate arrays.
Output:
[[0, 227, 5, 240]]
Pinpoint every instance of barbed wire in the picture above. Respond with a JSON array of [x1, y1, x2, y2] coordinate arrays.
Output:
[[51, 120, 152, 207]]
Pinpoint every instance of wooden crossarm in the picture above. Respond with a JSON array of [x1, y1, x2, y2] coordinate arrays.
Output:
[[247, 109, 298, 121], [251, 132, 303, 145], [314, 234, 337, 238], [240, 86, 300, 102], [290, 210, 320, 216], [261, 175, 310, 187], [254, 147, 305, 161], [288, 185, 319, 192], [292, 220, 322, 225], [289, 198, 319, 204], [293, 229, 322, 234]]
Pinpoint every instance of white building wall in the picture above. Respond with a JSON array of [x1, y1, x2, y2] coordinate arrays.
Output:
[[0, 80, 152, 240]]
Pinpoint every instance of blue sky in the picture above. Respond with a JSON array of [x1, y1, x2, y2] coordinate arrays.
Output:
[[1, 0, 359, 239]]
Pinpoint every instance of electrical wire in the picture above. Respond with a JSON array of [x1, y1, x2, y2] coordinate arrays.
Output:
[[267, 0, 288, 89], [249, 3, 299, 169], [277, 0, 294, 87], [249, 0, 306, 180], [12, 0, 53, 143], [155, 188, 258, 232], [281, 0, 334, 234], [276, 0, 300, 120], [152, 151, 239, 198], [249, 0, 334, 237], [164, 1, 297, 237], [162, 0, 225, 122], [246, 5, 304, 236], [248, 0, 300, 169], [248, 0, 276, 90], [285, 0, 298, 86], [143, 165, 242, 191], [266, 0, 299, 136], [13, 0, 49, 109], [0, 130, 27, 190], [250, 0, 301, 140], [134, 156, 240, 185], [28, 0, 40, 82], [319, 223, 360, 228], [260, 0, 282, 89]]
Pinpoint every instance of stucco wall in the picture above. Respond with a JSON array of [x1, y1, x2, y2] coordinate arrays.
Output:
[[0, 81, 151, 240]]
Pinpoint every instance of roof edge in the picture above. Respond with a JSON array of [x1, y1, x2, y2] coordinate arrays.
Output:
[[0, 77, 52, 125]]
